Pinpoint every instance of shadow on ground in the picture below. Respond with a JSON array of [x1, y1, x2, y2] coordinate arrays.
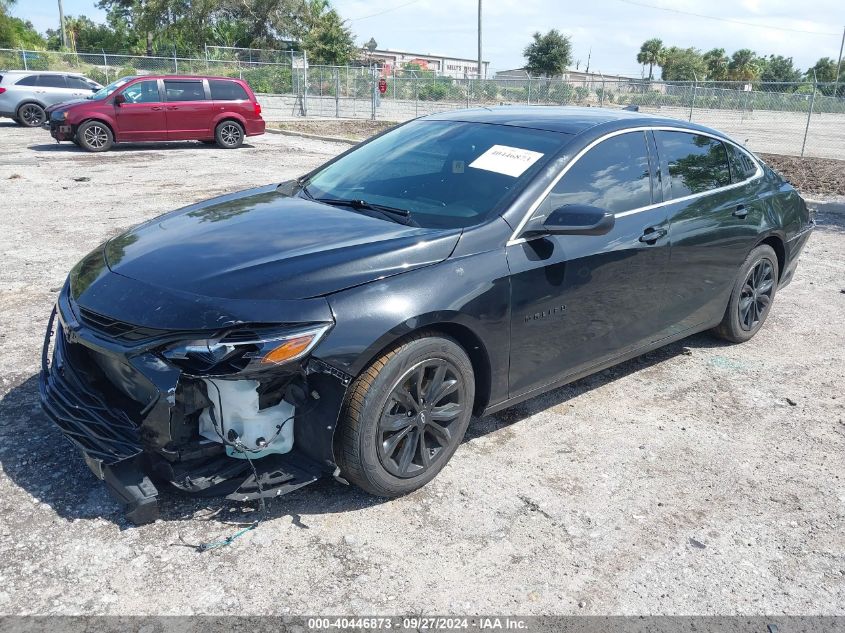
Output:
[[0, 330, 729, 528], [28, 141, 255, 153]]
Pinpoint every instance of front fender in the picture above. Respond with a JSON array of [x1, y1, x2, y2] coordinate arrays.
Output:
[[314, 248, 512, 409]]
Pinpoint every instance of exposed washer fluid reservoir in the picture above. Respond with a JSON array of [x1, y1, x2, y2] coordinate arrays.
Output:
[[199, 378, 294, 459]]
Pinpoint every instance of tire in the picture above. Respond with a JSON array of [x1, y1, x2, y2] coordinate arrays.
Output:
[[77, 120, 113, 152], [71, 137, 80, 147], [215, 120, 244, 149], [16, 103, 45, 127], [337, 333, 475, 498], [713, 244, 779, 343]]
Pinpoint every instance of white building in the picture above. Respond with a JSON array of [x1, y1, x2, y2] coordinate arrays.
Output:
[[365, 48, 490, 78]]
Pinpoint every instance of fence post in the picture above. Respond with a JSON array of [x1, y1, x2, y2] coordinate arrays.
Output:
[[371, 67, 377, 121], [801, 71, 817, 158], [414, 72, 419, 117], [689, 73, 698, 122], [527, 76, 531, 105], [600, 73, 605, 107], [102, 49, 109, 82], [335, 68, 340, 118], [204, 43, 209, 74], [173, 48, 178, 74], [21, 49, 27, 71]]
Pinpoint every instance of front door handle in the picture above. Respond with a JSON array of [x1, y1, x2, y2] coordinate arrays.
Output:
[[151, 106, 163, 111], [733, 204, 748, 218], [639, 227, 668, 243], [167, 106, 179, 110]]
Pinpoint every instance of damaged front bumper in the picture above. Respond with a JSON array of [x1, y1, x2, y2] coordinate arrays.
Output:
[[39, 289, 352, 525]]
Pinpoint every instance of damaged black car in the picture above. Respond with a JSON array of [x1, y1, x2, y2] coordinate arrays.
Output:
[[41, 108, 814, 524]]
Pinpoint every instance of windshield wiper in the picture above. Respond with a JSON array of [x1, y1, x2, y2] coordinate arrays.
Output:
[[313, 197, 415, 225]]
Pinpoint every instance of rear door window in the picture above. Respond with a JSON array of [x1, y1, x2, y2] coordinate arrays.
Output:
[[545, 131, 654, 214], [209, 80, 249, 101], [724, 143, 758, 183], [37, 75, 68, 89], [656, 131, 731, 199], [164, 80, 206, 101]]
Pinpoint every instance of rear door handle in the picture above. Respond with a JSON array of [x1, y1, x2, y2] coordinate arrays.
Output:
[[151, 106, 163, 111], [168, 106, 179, 110], [733, 204, 748, 218], [639, 227, 668, 243]]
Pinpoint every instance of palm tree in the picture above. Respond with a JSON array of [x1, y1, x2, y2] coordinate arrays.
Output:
[[637, 38, 663, 80], [728, 49, 760, 81], [703, 48, 729, 81]]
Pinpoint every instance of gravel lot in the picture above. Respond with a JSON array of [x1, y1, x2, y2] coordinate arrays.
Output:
[[0, 122, 843, 616]]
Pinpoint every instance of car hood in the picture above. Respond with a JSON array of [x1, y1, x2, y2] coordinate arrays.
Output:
[[46, 99, 92, 115], [104, 184, 461, 301]]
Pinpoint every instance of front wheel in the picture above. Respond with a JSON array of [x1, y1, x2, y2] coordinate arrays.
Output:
[[77, 120, 113, 152], [215, 120, 244, 149], [713, 244, 779, 343], [336, 333, 475, 497]]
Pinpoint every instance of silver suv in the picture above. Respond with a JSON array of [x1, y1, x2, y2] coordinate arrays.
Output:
[[0, 71, 102, 127]]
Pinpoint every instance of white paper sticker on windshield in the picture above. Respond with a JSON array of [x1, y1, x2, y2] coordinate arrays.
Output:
[[469, 145, 544, 178]]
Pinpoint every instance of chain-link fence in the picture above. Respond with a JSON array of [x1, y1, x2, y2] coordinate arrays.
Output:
[[0, 47, 304, 94], [2, 47, 843, 159]]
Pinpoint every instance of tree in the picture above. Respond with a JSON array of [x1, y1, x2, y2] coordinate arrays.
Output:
[[0, 14, 45, 48], [523, 29, 572, 78], [659, 46, 705, 81], [806, 57, 837, 82], [636, 38, 663, 80], [302, 8, 354, 64], [758, 54, 801, 91], [727, 48, 760, 81], [703, 48, 729, 81]]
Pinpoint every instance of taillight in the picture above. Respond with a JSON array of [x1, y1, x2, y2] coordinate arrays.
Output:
[[0, 87, 6, 94], [254, 102, 262, 116]]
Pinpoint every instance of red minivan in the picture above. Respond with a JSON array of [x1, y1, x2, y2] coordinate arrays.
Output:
[[45, 75, 265, 151]]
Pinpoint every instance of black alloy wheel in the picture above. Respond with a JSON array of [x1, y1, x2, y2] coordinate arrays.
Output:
[[739, 258, 775, 331], [377, 359, 466, 478], [336, 333, 475, 497], [714, 243, 779, 343], [17, 103, 45, 127]]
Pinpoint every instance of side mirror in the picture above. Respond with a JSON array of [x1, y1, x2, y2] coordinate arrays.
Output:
[[523, 204, 615, 237], [113, 93, 126, 106]]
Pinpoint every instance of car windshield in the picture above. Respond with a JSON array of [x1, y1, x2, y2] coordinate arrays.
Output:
[[89, 76, 134, 100], [303, 120, 569, 229]]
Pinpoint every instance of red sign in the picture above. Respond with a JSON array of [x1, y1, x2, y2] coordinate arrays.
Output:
[[378, 78, 387, 94]]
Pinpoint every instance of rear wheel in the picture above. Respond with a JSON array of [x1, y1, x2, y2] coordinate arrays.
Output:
[[337, 333, 475, 497], [215, 120, 244, 149], [77, 120, 113, 152], [16, 103, 45, 127], [713, 244, 779, 343]]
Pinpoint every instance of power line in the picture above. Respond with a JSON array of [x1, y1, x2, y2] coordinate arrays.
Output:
[[348, 0, 422, 22], [615, 0, 841, 36]]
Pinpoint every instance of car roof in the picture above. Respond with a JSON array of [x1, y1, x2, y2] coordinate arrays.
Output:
[[121, 75, 245, 81], [424, 106, 728, 139], [1, 70, 86, 76]]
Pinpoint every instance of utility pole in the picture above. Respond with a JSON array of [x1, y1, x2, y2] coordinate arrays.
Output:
[[834, 25, 845, 97], [477, 0, 483, 79], [57, 0, 68, 49]]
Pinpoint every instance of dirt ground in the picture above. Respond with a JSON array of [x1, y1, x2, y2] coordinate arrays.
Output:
[[269, 119, 396, 140], [760, 153, 845, 197], [0, 122, 843, 616]]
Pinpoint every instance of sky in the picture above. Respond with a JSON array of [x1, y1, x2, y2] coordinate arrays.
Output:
[[16, 0, 845, 76]]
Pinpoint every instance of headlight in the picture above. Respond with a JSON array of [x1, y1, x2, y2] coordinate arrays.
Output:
[[61, 111, 68, 120], [161, 324, 331, 376]]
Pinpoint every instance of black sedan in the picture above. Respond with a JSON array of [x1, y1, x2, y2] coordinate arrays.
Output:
[[41, 107, 814, 523]]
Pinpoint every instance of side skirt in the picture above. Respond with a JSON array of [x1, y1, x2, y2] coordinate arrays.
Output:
[[482, 321, 720, 417]]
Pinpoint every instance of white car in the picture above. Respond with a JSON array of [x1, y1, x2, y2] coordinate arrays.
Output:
[[0, 70, 102, 127]]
